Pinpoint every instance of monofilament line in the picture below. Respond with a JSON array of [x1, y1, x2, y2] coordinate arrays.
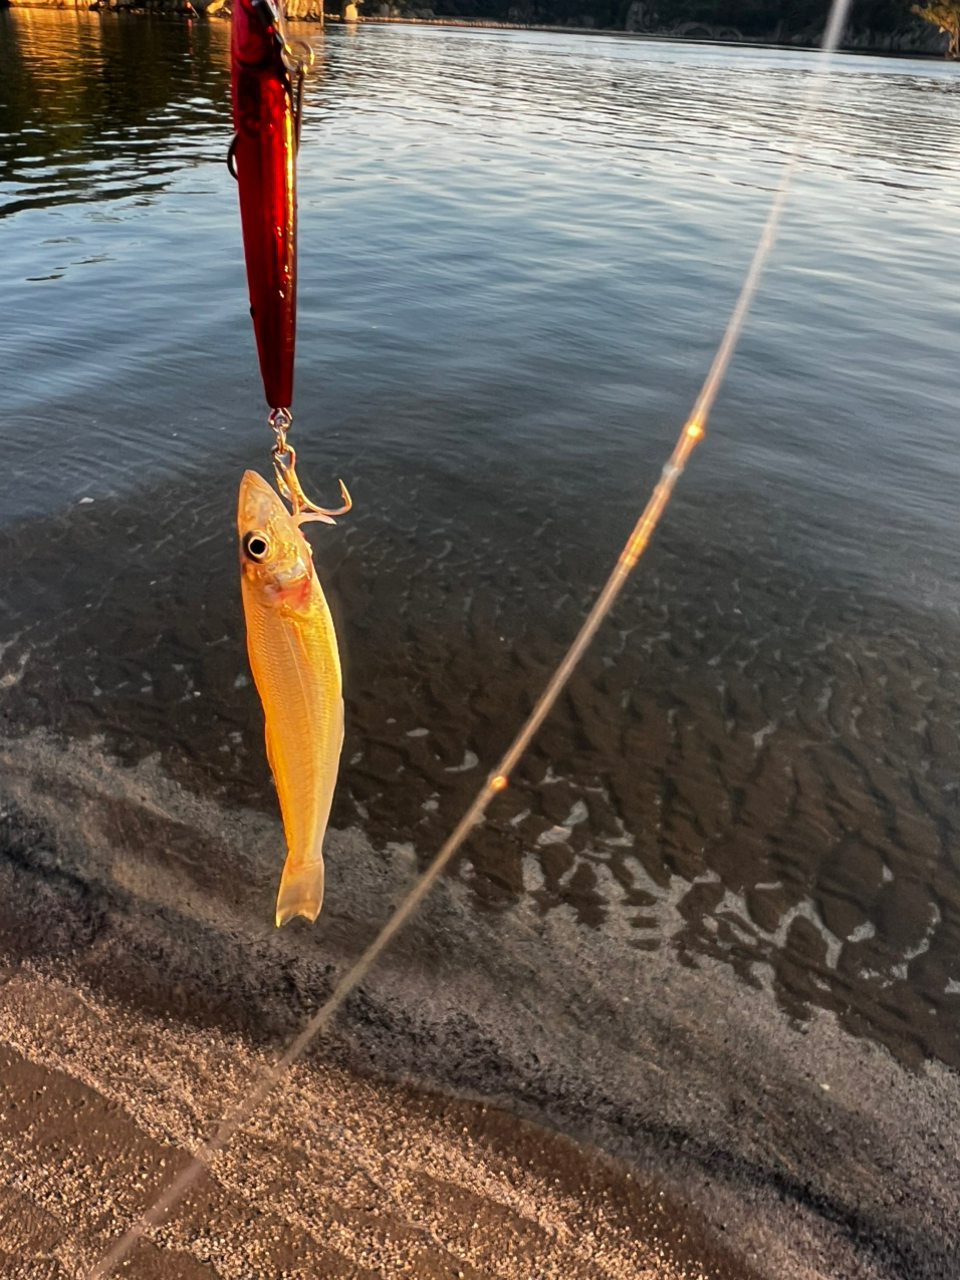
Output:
[[84, 5, 852, 1274]]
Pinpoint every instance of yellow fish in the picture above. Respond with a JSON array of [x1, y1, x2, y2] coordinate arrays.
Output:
[[237, 470, 344, 927]]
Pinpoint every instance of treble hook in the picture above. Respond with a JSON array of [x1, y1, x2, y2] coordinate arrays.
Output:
[[268, 408, 352, 526], [277, 450, 352, 527]]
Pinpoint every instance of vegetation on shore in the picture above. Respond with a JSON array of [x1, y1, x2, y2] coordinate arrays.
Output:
[[911, 1, 960, 53]]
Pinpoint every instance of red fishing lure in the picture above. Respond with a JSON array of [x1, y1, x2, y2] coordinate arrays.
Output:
[[231, 0, 309, 413]]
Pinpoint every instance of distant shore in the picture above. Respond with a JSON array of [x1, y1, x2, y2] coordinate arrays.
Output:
[[2, 1, 951, 59], [344, 13, 950, 57]]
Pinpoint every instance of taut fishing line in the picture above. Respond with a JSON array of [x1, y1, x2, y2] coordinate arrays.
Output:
[[84, 2, 852, 1272]]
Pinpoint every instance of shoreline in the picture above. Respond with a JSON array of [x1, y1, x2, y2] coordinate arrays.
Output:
[[343, 15, 951, 60], [1, 727, 958, 1278]]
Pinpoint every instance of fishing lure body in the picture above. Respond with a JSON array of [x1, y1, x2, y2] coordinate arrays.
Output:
[[231, 0, 300, 411], [238, 470, 344, 926]]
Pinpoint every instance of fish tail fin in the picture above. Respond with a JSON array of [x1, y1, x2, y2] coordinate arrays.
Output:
[[275, 857, 325, 928]]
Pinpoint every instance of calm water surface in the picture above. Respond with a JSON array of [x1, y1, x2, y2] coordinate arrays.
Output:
[[3, 9, 960, 1107]]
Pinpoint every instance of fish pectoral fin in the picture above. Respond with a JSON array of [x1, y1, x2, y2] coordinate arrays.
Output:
[[275, 855, 325, 928]]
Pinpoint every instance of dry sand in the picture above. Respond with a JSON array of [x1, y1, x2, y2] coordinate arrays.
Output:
[[0, 965, 740, 1280]]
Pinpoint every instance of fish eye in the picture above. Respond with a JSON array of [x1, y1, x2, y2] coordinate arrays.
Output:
[[243, 531, 270, 562]]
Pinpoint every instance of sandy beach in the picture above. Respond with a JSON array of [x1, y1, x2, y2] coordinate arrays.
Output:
[[1, 729, 958, 1279], [0, 969, 742, 1280]]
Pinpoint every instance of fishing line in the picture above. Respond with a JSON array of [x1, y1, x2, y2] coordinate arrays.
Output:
[[83, 3, 852, 1273]]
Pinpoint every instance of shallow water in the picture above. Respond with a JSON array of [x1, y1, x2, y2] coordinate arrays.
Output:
[[2, 12, 960, 1270]]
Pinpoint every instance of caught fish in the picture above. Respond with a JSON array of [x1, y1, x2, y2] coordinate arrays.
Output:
[[238, 470, 344, 926], [230, 0, 310, 412]]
